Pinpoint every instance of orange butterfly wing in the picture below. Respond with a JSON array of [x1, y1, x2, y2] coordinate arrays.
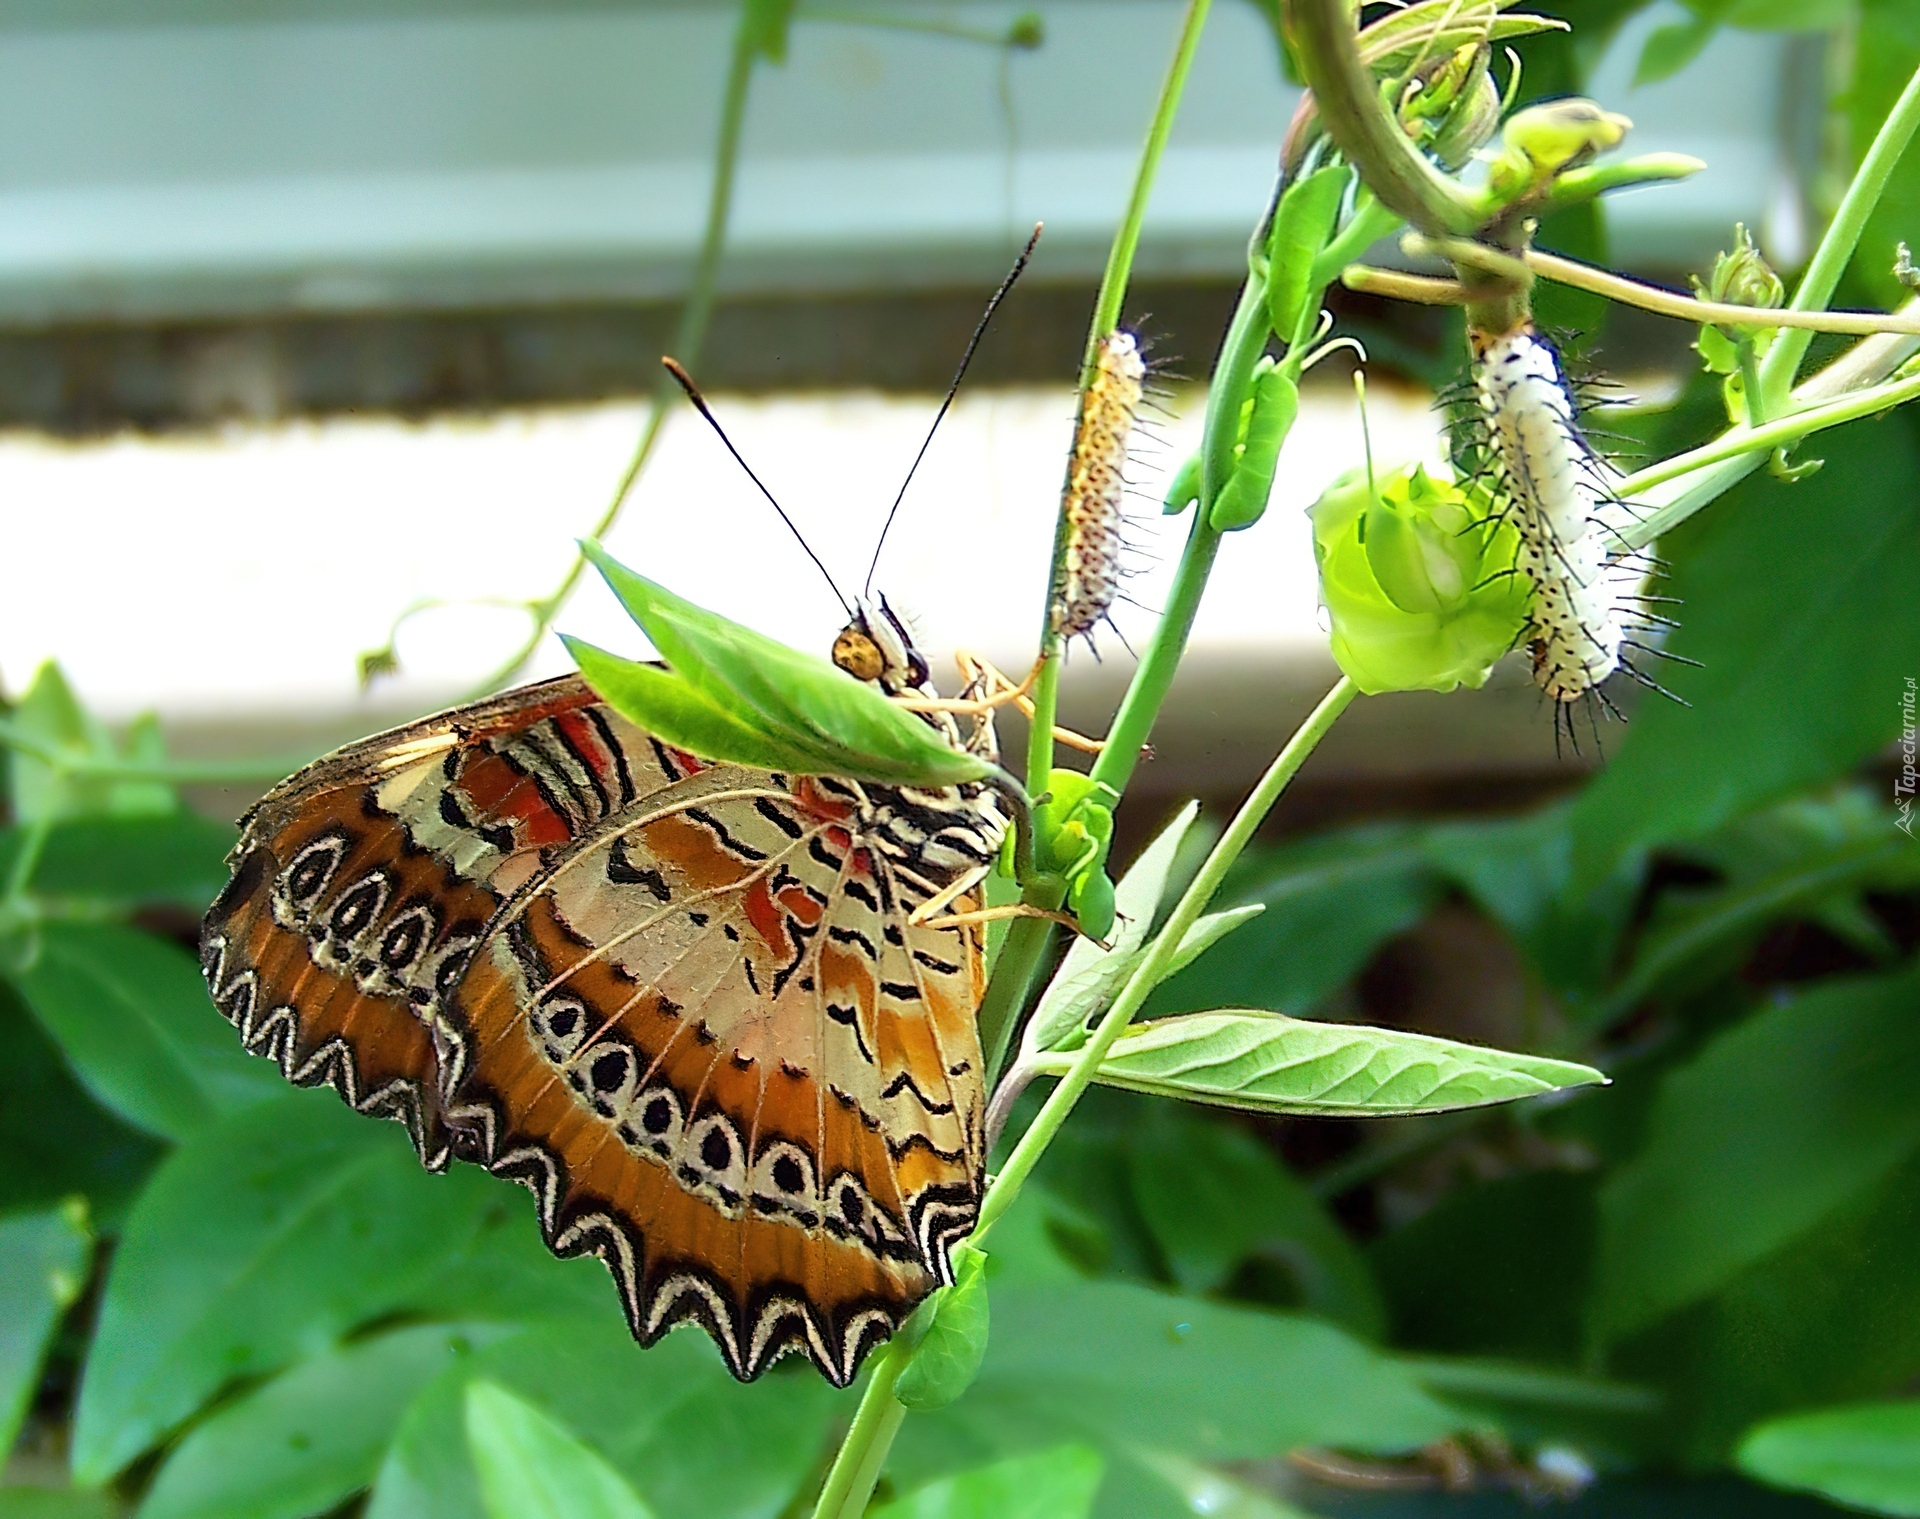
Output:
[[202, 674, 997, 1384]]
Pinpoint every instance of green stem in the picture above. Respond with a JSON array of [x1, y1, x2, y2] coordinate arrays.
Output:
[[978, 676, 1360, 1238], [1284, 0, 1479, 237], [0, 722, 312, 784], [807, 1339, 910, 1519], [470, 16, 759, 697], [977, 910, 1061, 1086], [1085, 0, 1211, 356], [1085, 271, 1273, 800], [1760, 60, 1920, 408], [1614, 368, 1920, 544], [1309, 191, 1403, 288]]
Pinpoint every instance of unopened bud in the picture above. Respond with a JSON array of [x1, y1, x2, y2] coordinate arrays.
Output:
[[1488, 99, 1632, 203], [1694, 224, 1784, 374]]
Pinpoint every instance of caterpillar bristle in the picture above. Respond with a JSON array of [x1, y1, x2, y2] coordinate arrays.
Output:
[[1460, 320, 1695, 722], [1052, 329, 1147, 646]]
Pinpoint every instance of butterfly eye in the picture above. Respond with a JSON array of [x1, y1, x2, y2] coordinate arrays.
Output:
[[906, 651, 930, 688]]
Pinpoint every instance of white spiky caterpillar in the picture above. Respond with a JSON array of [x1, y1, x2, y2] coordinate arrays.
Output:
[[1472, 324, 1645, 704], [1053, 329, 1146, 642]]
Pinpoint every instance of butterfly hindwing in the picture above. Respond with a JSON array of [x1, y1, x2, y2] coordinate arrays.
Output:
[[200, 674, 996, 1385]]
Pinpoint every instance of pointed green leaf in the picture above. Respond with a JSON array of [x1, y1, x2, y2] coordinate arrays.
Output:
[[73, 1096, 494, 1482], [1034, 1010, 1603, 1116], [581, 544, 991, 787], [871, 1445, 1103, 1519], [369, 1318, 836, 1519], [465, 1380, 657, 1519], [1738, 1400, 1920, 1516], [3, 664, 173, 823], [1593, 963, 1920, 1346], [139, 1323, 517, 1519], [11, 922, 284, 1141], [564, 639, 835, 776], [0, 1202, 91, 1457]]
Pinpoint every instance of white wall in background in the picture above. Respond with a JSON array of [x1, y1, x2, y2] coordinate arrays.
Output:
[[0, 378, 1450, 725]]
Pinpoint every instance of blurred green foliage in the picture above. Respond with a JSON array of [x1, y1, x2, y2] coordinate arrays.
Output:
[[3, 3, 1919, 1516]]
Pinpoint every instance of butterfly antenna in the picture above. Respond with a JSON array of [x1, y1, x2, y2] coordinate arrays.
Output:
[[661, 356, 853, 618], [864, 222, 1043, 596]]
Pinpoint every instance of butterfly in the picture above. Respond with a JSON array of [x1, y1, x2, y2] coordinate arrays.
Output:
[[199, 599, 1008, 1386]]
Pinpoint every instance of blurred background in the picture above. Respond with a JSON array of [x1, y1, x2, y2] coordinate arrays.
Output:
[[3, 2, 1917, 1517]]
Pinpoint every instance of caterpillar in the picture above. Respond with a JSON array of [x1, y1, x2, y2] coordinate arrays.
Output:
[[1467, 323, 1671, 719], [1052, 329, 1146, 644]]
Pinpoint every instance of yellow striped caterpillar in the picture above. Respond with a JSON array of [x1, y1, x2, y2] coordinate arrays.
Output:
[[1051, 329, 1146, 645]]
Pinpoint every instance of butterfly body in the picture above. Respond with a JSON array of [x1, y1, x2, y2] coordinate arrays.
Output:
[[202, 635, 1005, 1385]]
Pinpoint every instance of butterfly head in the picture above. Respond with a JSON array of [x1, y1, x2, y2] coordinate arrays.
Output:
[[832, 595, 931, 697]]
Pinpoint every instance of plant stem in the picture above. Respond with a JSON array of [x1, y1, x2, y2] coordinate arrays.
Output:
[[807, 1339, 910, 1519], [1084, 274, 1271, 800], [1760, 60, 1920, 409], [470, 16, 759, 697], [0, 721, 313, 784], [1026, 0, 1212, 793], [977, 676, 1359, 1237], [1346, 251, 1920, 335], [1614, 366, 1920, 531], [1284, 0, 1480, 237], [990, 0, 1214, 1074], [1615, 300, 1920, 548], [1086, 0, 1211, 358]]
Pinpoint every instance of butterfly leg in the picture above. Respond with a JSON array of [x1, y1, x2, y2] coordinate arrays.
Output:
[[895, 653, 1106, 754]]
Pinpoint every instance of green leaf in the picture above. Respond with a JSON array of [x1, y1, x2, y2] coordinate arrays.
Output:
[[578, 545, 992, 787], [1370, 1170, 1596, 1363], [1634, 13, 1718, 84], [0, 813, 237, 908], [1851, 0, 1920, 311], [1422, 802, 1640, 1000], [9, 921, 284, 1142], [1042, 1009, 1603, 1117], [1739, 1401, 1920, 1516], [892, 1281, 1459, 1480], [0, 1492, 122, 1519], [871, 1445, 1104, 1519], [565, 639, 824, 774], [895, 1245, 991, 1412], [1127, 1104, 1384, 1336], [1146, 825, 1440, 1018], [1592, 962, 1920, 1346], [138, 1323, 517, 1519], [1568, 413, 1920, 893], [0, 985, 164, 1223], [72, 1096, 495, 1483], [0, 1202, 92, 1457], [1613, 1144, 1920, 1464], [466, 1380, 657, 1519], [1600, 830, 1913, 1022], [368, 1318, 837, 1519], [1265, 168, 1350, 344], [4, 664, 174, 824]]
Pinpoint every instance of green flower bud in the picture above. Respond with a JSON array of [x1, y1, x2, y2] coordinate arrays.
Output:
[[1693, 223, 1783, 374], [1399, 45, 1501, 170], [1308, 463, 1532, 695], [1487, 99, 1632, 204]]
